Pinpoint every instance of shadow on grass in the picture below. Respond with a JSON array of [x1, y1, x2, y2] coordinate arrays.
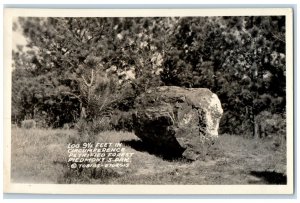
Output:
[[250, 170, 287, 184], [121, 139, 189, 162]]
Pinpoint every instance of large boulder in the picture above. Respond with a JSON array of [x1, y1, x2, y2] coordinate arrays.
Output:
[[133, 86, 223, 160]]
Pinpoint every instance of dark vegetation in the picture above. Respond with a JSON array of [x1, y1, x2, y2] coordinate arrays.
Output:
[[12, 16, 286, 137]]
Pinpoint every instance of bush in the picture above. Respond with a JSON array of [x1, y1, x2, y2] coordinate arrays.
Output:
[[70, 119, 95, 144], [111, 111, 134, 132], [36, 119, 48, 129], [256, 111, 286, 138], [21, 119, 36, 129], [75, 117, 113, 136], [90, 117, 113, 133]]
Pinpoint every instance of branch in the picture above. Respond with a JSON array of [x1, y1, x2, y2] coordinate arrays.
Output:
[[61, 91, 82, 102], [98, 96, 109, 113], [272, 32, 286, 43], [90, 69, 94, 86], [82, 75, 89, 87], [80, 29, 86, 41], [82, 69, 94, 87]]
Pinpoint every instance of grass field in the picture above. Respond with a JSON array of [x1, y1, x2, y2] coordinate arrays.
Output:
[[11, 128, 287, 184]]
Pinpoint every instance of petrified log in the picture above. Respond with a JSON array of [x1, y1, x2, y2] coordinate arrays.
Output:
[[133, 86, 223, 160]]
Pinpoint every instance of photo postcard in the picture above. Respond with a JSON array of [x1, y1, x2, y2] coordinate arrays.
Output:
[[3, 8, 294, 194]]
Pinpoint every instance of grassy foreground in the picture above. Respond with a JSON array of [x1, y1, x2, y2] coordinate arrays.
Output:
[[11, 128, 287, 184]]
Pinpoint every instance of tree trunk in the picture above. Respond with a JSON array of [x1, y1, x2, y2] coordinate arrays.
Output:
[[254, 116, 260, 139], [250, 108, 260, 138], [80, 107, 87, 119]]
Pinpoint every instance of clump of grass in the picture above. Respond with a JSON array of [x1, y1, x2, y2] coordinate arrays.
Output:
[[58, 166, 121, 184]]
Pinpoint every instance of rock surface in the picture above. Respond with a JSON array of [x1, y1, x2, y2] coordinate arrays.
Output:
[[133, 86, 223, 160]]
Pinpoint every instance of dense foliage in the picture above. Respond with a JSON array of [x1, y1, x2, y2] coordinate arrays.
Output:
[[12, 16, 286, 136]]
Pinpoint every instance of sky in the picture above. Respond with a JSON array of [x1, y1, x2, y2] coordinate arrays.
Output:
[[12, 18, 27, 51]]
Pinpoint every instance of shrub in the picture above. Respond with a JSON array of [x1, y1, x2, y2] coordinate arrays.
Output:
[[33, 111, 50, 128], [74, 117, 113, 137], [90, 117, 113, 133], [71, 119, 96, 144], [36, 119, 48, 129], [256, 111, 286, 138], [111, 111, 134, 132], [21, 119, 36, 129]]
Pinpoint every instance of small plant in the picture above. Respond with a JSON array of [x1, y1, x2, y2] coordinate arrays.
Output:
[[90, 117, 113, 133], [256, 111, 286, 140], [72, 119, 96, 144], [21, 119, 36, 129], [63, 123, 74, 130]]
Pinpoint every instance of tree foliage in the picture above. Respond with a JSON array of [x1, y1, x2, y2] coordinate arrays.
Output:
[[12, 16, 286, 135], [161, 16, 286, 135]]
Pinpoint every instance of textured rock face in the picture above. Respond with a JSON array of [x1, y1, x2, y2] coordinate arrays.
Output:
[[133, 86, 223, 160]]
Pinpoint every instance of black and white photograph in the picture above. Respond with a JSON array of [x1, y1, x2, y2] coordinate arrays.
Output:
[[3, 8, 294, 194]]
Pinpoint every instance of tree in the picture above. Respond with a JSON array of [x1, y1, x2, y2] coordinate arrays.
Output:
[[161, 16, 286, 136], [12, 16, 286, 135], [215, 16, 286, 136], [13, 17, 169, 127]]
